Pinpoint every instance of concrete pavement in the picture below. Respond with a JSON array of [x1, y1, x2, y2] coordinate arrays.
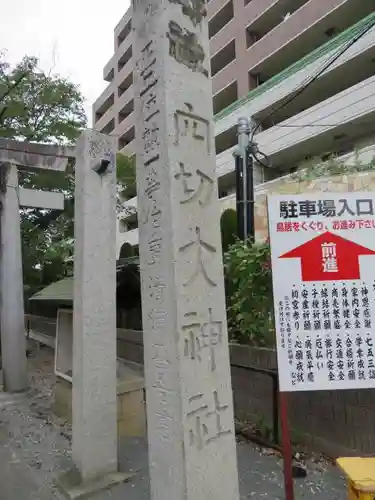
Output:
[[0, 348, 347, 499]]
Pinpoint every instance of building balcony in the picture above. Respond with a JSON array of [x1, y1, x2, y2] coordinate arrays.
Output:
[[212, 59, 237, 96], [94, 107, 116, 134], [209, 13, 236, 56], [244, 0, 310, 50], [120, 141, 135, 158], [117, 30, 132, 63], [114, 8, 132, 44], [103, 55, 115, 83], [215, 11, 375, 136], [117, 86, 134, 128], [257, 73, 375, 168], [116, 111, 135, 137], [245, 0, 373, 82], [116, 56, 133, 87], [117, 81, 133, 107], [207, 0, 230, 19], [93, 83, 115, 123]]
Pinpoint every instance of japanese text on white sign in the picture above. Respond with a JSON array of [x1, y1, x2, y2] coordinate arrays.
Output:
[[268, 192, 375, 392]]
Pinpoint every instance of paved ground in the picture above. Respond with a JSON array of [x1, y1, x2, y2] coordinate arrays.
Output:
[[0, 347, 346, 499]]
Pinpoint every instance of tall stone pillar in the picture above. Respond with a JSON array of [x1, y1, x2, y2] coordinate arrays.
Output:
[[132, 2, 240, 500], [72, 131, 117, 481], [0, 162, 28, 393]]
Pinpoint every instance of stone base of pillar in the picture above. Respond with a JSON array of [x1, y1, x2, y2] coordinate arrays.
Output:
[[56, 467, 134, 500], [0, 386, 31, 407], [53, 363, 146, 439]]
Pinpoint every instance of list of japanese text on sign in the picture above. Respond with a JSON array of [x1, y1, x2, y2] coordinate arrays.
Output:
[[268, 193, 375, 392]]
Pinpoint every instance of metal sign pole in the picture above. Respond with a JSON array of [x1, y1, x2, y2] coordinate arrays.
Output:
[[280, 392, 295, 500]]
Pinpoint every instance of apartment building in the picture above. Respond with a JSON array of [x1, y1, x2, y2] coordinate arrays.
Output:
[[92, 0, 375, 256]]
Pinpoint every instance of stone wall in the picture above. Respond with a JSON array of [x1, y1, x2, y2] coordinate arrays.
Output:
[[117, 329, 375, 457], [229, 345, 375, 458], [25, 319, 375, 456]]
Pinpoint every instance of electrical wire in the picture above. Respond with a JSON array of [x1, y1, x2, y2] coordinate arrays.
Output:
[[253, 114, 375, 165], [249, 16, 375, 142], [251, 143, 270, 168], [273, 119, 375, 129], [253, 152, 269, 169]]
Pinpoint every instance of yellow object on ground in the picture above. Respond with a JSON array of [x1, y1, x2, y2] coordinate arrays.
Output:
[[337, 457, 375, 500]]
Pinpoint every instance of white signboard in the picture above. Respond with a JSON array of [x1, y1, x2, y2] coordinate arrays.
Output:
[[268, 192, 375, 392]]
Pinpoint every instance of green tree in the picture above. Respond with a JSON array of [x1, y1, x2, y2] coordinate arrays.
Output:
[[1, 54, 137, 298], [117, 153, 137, 201], [0, 55, 86, 142], [224, 239, 274, 346], [0, 54, 85, 297]]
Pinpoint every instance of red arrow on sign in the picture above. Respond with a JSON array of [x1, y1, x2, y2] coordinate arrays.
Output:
[[279, 231, 375, 282]]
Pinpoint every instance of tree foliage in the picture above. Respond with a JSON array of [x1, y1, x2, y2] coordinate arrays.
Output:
[[0, 55, 86, 143], [0, 54, 137, 299], [117, 153, 137, 201], [224, 239, 274, 346], [0, 54, 86, 298]]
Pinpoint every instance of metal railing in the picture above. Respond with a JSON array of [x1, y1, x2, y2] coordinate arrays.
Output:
[[231, 363, 279, 446]]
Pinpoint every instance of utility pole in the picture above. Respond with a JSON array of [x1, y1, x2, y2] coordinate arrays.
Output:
[[233, 117, 255, 242]]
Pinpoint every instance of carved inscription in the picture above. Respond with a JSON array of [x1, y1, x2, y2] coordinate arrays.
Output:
[[167, 21, 208, 77], [153, 344, 170, 391], [139, 199, 162, 228], [179, 226, 217, 287], [88, 135, 112, 159], [144, 167, 160, 198], [175, 163, 213, 207], [137, 41, 158, 118], [187, 390, 231, 451], [132, 1, 159, 38], [148, 275, 166, 301], [152, 342, 173, 441], [174, 104, 210, 153], [147, 232, 163, 265], [137, 40, 161, 167], [182, 308, 223, 371], [148, 308, 167, 330], [143, 122, 160, 165], [169, 0, 207, 26], [135, 38, 165, 266], [155, 393, 173, 441]]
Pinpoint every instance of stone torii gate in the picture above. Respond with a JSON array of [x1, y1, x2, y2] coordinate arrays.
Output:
[[0, 137, 74, 393]]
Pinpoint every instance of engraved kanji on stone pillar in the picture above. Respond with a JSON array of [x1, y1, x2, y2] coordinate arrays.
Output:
[[132, 1, 240, 499]]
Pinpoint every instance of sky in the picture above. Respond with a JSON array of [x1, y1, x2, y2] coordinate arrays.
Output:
[[0, 0, 131, 125]]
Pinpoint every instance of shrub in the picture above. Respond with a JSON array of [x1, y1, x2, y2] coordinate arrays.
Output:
[[224, 239, 274, 346], [220, 208, 237, 253]]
